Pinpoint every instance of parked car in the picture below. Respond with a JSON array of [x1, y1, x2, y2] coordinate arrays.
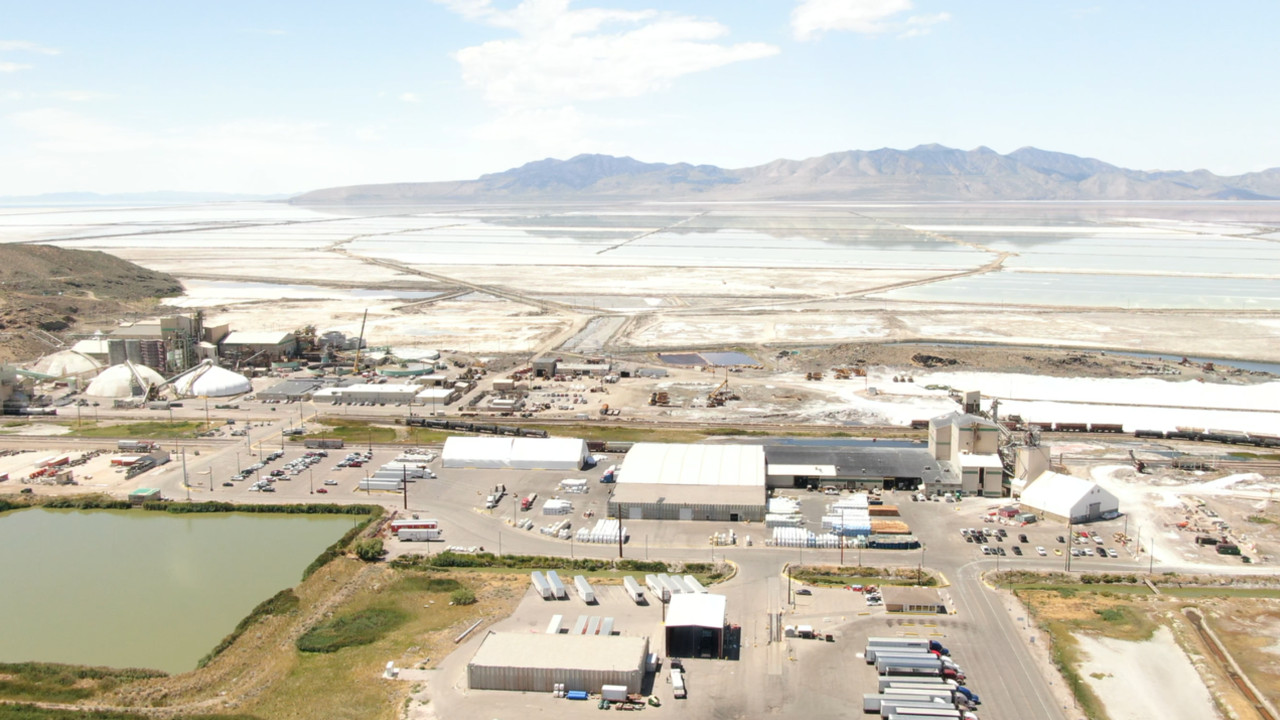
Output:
[[1036, 546, 1047, 556], [795, 588, 812, 596], [316, 488, 328, 494], [1018, 534, 1029, 543], [1012, 546, 1023, 555], [324, 478, 338, 486]]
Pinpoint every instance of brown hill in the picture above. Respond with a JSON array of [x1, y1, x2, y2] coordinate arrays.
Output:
[[0, 245, 182, 362]]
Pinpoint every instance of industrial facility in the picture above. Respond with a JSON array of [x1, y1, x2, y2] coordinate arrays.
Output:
[[608, 443, 767, 522], [442, 436, 590, 470], [664, 593, 727, 658], [1016, 471, 1120, 523], [466, 632, 649, 693]]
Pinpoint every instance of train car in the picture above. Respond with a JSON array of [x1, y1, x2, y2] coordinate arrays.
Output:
[[1134, 429, 1166, 439], [1089, 423, 1125, 434], [1055, 423, 1088, 433]]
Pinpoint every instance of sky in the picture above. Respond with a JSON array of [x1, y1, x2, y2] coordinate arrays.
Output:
[[2, 0, 1278, 195]]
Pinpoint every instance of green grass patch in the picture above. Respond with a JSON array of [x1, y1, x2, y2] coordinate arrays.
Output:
[[68, 420, 208, 439], [0, 663, 166, 703], [1247, 515, 1275, 525], [303, 418, 399, 444], [296, 606, 410, 653], [390, 574, 464, 593], [0, 706, 259, 720]]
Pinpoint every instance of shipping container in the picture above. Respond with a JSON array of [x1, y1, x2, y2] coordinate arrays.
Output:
[[546, 615, 563, 634], [571, 615, 589, 635], [586, 617, 601, 636], [601, 685, 628, 702], [599, 617, 614, 636], [645, 574, 670, 602]]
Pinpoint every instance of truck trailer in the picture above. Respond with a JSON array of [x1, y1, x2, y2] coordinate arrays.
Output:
[[878, 678, 959, 693], [530, 571, 552, 599], [546, 570, 568, 599], [574, 575, 596, 604], [623, 575, 645, 603]]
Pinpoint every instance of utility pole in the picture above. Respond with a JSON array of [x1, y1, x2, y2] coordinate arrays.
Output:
[[402, 465, 408, 510]]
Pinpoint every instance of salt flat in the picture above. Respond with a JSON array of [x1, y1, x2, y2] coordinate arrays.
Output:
[[2, 201, 1278, 363]]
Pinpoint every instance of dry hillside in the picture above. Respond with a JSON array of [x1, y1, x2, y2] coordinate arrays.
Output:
[[0, 244, 182, 362]]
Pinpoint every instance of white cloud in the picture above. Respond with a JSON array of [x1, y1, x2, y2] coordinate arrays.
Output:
[[399, 92, 422, 103], [0, 62, 33, 73], [791, 0, 949, 41], [439, 0, 777, 143], [0, 40, 60, 55], [1, 108, 390, 193], [897, 12, 951, 38], [49, 90, 114, 102]]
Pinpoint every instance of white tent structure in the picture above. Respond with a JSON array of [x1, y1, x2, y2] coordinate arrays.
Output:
[[441, 436, 589, 470], [168, 360, 252, 398], [85, 362, 165, 399], [1018, 471, 1119, 523], [31, 350, 102, 380]]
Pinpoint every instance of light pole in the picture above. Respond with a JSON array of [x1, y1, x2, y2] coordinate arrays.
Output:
[[308, 465, 314, 495]]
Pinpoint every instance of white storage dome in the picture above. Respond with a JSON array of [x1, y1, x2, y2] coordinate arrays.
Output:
[[85, 363, 165, 398], [32, 350, 102, 379], [173, 364, 252, 398]]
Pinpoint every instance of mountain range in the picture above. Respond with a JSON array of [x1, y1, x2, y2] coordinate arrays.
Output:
[[291, 144, 1280, 204]]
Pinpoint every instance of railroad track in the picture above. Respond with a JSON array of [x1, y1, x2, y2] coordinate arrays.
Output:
[[1185, 608, 1278, 720]]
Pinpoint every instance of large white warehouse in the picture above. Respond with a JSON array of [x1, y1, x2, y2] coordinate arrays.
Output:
[[1018, 471, 1120, 523], [442, 436, 589, 470], [608, 443, 766, 522]]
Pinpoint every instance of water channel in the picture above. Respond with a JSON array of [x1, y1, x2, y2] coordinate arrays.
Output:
[[0, 508, 356, 673]]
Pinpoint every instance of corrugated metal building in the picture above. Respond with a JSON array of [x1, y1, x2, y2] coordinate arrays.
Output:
[[607, 443, 766, 522], [764, 445, 956, 491], [665, 593, 727, 658], [467, 632, 649, 693]]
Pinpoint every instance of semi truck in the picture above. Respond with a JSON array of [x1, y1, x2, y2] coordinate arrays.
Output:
[[875, 653, 962, 673], [883, 707, 977, 720], [864, 694, 955, 713], [671, 667, 686, 699], [880, 664, 965, 682], [117, 440, 158, 452], [877, 699, 956, 717], [866, 639, 949, 662]]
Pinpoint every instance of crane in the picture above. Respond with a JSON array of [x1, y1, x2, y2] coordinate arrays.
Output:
[[352, 309, 369, 375]]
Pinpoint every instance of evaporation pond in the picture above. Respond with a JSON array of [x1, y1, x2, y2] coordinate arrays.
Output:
[[0, 508, 355, 673]]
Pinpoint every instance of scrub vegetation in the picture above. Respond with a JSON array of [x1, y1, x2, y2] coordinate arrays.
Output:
[[791, 564, 940, 587], [69, 421, 208, 439], [296, 606, 410, 653], [0, 663, 166, 703], [298, 417, 399, 444]]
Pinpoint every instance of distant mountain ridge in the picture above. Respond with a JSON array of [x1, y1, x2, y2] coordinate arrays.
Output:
[[291, 144, 1280, 203]]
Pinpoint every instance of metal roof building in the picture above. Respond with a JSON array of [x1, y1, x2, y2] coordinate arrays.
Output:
[[442, 436, 589, 470], [467, 632, 649, 693], [764, 446, 957, 491], [608, 443, 766, 522], [1018, 471, 1119, 523], [665, 593, 727, 658]]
